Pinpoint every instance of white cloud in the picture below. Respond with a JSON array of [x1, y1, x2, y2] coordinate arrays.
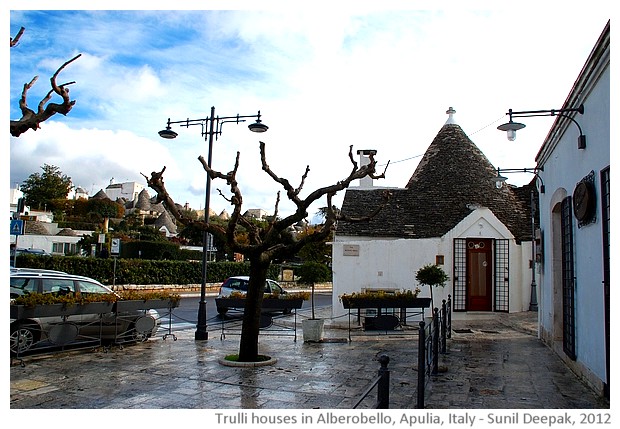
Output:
[[9, 7, 611, 220]]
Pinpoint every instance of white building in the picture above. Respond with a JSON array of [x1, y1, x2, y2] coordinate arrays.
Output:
[[104, 179, 144, 202], [535, 21, 609, 398], [333, 108, 536, 320]]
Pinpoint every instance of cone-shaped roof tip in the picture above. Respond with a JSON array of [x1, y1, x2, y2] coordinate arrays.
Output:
[[445, 106, 457, 125]]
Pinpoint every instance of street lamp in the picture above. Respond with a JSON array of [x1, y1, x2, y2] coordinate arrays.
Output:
[[159, 106, 268, 340], [492, 167, 544, 194], [492, 167, 544, 312], [497, 104, 586, 149]]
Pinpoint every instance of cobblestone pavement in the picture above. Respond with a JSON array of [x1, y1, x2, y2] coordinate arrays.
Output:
[[9, 310, 609, 410]]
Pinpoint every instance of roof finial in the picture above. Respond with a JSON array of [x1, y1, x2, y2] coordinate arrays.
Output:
[[445, 106, 457, 125]]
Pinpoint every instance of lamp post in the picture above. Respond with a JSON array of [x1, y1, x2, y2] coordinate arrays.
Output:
[[497, 104, 586, 149], [492, 167, 544, 312], [159, 106, 268, 340]]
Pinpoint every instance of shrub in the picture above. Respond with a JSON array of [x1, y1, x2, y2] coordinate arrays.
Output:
[[296, 261, 332, 284], [15, 255, 282, 286]]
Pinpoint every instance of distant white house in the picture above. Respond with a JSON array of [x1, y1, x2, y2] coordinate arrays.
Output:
[[104, 179, 144, 202], [535, 21, 609, 398], [244, 208, 269, 220], [10, 220, 91, 256]]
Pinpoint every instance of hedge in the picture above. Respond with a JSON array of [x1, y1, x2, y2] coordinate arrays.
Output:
[[13, 255, 281, 286]]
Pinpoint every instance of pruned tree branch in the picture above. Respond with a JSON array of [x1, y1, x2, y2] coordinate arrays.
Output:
[[145, 142, 390, 261], [10, 27, 25, 47], [10, 52, 81, 137], [145, 141, 391, 363]]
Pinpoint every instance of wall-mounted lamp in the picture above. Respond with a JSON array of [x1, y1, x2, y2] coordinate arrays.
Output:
[[497, 104, 586, 149], [492, 167, 545, 194], [492, 167, 543, 312]]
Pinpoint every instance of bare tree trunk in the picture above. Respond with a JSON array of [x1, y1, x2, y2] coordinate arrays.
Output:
[[238, 255, 269, 361]]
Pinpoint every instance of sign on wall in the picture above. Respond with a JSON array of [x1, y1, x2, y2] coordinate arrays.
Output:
[[343, 244, 360, 256]]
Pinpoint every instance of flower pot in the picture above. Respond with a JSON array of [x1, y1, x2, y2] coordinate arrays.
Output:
[[11, 302, 115, 319], [302, 318, 325, 342], [215, 297, 304, 313], [115, 299, 178, 312], [341, 297, 431, 309]]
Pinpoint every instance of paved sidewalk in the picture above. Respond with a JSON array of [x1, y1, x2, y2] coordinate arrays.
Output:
[[10, 309, 608, 409]]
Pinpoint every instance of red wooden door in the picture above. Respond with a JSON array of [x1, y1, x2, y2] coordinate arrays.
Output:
[[467, 238, 493, 311]]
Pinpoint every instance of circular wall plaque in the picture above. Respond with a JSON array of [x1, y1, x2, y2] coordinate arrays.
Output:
[[573, 181, 596, 222]]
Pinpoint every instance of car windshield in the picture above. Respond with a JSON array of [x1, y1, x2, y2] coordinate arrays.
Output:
[[10, 277, 37, 297], [226, 278, 249, 292]]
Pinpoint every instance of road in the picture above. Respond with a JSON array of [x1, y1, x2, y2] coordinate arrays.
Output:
[[158, 292, 332, 333]]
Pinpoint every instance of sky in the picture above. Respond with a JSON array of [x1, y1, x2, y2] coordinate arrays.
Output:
[[6, 2, 612, 224]]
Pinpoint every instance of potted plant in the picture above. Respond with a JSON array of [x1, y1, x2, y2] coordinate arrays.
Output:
[[339, 288, 425, 309], [415, 263, 449, 310], [11, 292, 117, 318], [115, 289, 181, 311], [215, 291, 308, 315], [297, 261, 331, 342]]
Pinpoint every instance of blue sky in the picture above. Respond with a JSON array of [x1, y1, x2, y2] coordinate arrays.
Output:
[[7, 3, 611, 222]]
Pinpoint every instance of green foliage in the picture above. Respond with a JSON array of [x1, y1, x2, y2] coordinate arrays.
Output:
[[339, 288, 422, 306], [12, 290, 180, 308], [21, 164, 73, 209], [297, 228, 332, 264], [87, 198, 124, 219], [415, 264, 449, 287], [15, 255, 281, 286], [296, 261, 332, 284]]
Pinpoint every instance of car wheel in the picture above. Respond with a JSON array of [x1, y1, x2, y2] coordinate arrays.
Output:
[[217, 307, 228, 316], [10, 322, 40, 355], [282, 307, 292, 315]]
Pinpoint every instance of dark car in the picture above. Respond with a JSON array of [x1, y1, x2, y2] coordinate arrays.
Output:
[[10, 270, 160, 354]]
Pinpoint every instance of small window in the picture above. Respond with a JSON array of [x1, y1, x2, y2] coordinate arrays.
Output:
[[76, 280, 110, 295], [42, 278, 76, 296]]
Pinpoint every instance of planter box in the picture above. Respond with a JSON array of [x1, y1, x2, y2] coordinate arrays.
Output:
[[115, 299, 179, 312], [11, 302, 115, 319], [302, 319, 325, 342], [341, 297, 431, 310], [216, 297, 304, 311]]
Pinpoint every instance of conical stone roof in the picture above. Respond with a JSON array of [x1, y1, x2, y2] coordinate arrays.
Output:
[[91, 189, 110, 200], [135, 189, 152, 210], [338, 109, 533, 242], [154, 210, 177, 234]]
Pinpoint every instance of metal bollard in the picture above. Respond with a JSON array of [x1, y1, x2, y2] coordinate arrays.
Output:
[[447, 295, 452, 339], [377, 354, 390, 409], [441, 300, 447, 354], [432, 308, 439, 375], [417, 320, 426, 409]]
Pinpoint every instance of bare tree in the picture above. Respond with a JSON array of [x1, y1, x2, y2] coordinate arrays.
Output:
[[144, 142, 390, 362], [10, 26, 81, 137]]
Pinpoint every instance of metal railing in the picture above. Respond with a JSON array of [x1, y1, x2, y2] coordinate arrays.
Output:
[[353, 354, 391, 409], [416, 295, 451, 408]]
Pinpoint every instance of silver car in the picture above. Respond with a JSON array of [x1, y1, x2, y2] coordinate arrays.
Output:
[[216, 275, 288, 315], [10, 270, 160, 354]]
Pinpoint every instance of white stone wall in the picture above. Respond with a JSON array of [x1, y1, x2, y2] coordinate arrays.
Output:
[[332, 208, 534, 319]]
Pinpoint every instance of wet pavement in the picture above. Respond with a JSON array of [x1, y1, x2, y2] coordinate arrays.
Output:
[[9, 307, 609, 410]]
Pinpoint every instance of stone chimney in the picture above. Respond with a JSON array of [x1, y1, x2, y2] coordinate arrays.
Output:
[[357, 149, 377, 188]]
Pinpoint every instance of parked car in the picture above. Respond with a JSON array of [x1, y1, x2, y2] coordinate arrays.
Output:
[[216, 275, 289, 315], [10, 248, 51, 267], [10, 271, 160, 354]]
